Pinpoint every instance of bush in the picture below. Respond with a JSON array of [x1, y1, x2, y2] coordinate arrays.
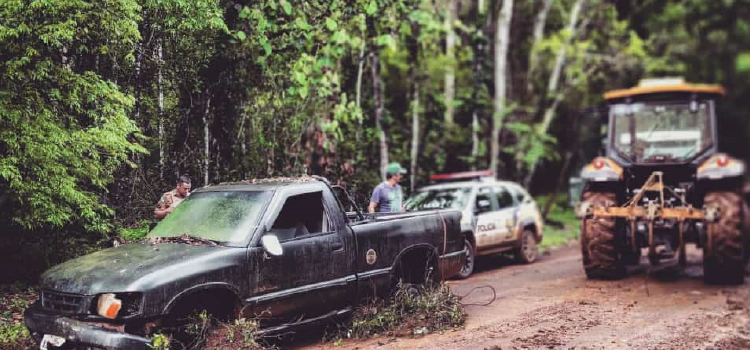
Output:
[[118, 220, 152, 242], [336, 282, 466, 340], [0, 283, 38, 350]]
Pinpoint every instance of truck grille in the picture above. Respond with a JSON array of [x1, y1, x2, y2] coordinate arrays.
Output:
[[42, 290, 84, 314]]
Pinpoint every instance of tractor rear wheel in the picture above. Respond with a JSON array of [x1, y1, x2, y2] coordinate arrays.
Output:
[[703, 191, 747, 285], [580, 190, 625, 279]]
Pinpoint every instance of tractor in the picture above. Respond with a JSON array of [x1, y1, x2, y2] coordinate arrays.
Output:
[[577, 78, 749, 284]]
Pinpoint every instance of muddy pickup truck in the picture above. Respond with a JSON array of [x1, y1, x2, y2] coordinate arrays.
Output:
[[24, 177, 465, 349]]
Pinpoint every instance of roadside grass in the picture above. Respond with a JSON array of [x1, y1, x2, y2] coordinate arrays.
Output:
[[0, 283, 38, 350], [536, 193, 580, 254], [330, 282, 466, 343]]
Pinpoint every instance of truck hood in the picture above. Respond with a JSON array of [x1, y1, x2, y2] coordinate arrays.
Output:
[[41, 243, 238, 295]]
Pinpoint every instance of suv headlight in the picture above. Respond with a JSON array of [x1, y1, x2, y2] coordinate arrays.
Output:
[[92, 292, 143, 319]]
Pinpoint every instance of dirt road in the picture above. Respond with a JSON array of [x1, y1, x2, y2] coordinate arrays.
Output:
[[296, 242, 750, 350]]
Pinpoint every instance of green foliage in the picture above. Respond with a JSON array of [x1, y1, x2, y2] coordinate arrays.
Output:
[[0, 283, 37, 350], [117, 220, 152, 242], [0, 0, 146, 232], [216, 318, 265, 350], [149, 333, 171, 350]]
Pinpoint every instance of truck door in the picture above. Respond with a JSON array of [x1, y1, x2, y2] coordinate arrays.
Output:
[[493, 185, 519, 242], [251, 189, 353, 326], [474, 187, 502, 247]]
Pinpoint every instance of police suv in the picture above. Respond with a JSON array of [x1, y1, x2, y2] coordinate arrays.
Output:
[[405, 171, 544, 278]]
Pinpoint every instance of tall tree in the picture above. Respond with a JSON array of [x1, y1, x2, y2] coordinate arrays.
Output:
[[491, 0, 514, 176]]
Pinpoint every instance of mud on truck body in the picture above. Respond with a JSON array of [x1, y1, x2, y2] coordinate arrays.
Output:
[[24, 177, 466, 349], [577, 78, 749, 284]]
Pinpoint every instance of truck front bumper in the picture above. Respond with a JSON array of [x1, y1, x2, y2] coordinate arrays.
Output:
[[24, 302, 151, 350]]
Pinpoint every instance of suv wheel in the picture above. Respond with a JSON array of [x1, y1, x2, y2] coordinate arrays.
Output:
[[515, 230, 538, 264], [456, 238, 475, 279]]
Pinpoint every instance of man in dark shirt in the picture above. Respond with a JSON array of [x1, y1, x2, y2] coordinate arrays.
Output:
[[368, 163, 407, 213]]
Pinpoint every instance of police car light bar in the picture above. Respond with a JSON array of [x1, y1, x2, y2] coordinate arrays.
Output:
[[429, 170, 494, 182]]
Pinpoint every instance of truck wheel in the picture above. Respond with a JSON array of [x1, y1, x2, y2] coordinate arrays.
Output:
[[455, 238, 475, 279], [580, 191, 625, 279], [514, 230, 538, 264], [703, 191, 747, 285]]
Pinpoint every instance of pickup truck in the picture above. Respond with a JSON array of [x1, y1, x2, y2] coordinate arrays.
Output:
[[24, 177, 465, 349]]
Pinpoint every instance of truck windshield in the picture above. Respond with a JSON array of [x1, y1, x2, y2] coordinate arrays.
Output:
[[610, 101, 713, 163], [405, 187, 471, 211], [148, 191, 272, 243]]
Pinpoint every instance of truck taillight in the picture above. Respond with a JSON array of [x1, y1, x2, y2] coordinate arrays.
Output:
[[717, 155, 729, 167], [593, 158, 605, 170]]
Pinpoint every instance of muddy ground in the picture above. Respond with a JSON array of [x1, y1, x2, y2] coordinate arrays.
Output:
[[293, 243, 750, 350]]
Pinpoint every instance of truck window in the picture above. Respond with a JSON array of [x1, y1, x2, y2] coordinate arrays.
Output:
[[494, 186, 515, 209], [271, 191, 331, 241], [475, 187, 495, 214]]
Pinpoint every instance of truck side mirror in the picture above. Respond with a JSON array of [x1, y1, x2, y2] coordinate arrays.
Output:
[[261, 234, 283, 256]]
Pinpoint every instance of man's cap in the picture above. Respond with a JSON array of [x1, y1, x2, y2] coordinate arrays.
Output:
[[386, 162, 407, 175]]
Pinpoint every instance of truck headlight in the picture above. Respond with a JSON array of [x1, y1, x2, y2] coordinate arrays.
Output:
[[94, 293, 142, 319]]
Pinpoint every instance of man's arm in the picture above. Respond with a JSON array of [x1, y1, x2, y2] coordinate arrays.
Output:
[[153, 206, 171, 219], [369, 186, 382, 213], [153, 194, 173, 219]]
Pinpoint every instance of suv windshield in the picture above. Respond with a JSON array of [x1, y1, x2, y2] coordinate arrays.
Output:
[[148, 191, 272, 243], [405, 187, 472, 211], [610, 102, 713, 163]]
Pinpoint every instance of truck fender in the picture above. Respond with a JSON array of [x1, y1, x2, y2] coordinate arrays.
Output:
[[163, 282, 241, 315], [390, 244, 441, 283]]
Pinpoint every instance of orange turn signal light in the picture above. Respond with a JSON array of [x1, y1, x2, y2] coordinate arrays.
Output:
[[97, 293, 122, 319]]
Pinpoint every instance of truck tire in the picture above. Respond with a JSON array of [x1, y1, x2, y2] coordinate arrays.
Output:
[[703, 191, 747, 285], [514, 230, 538, 264], [455, 238, 475, 279], [580, 191, 625, 279]]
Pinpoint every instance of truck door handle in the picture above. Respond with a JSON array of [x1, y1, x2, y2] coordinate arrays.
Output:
[[331, 242, 344, 252]]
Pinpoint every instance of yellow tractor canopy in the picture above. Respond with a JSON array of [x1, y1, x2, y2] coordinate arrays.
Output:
[[604, 78, 725, 100]]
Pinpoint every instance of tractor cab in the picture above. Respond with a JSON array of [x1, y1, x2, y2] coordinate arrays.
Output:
[[603, 78, 724, 166]]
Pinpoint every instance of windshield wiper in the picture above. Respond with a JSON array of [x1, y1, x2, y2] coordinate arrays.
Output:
[[144, 234, 222, 246]]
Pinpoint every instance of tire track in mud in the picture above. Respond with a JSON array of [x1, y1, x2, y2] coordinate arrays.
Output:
[[293, 243, 750, 350]]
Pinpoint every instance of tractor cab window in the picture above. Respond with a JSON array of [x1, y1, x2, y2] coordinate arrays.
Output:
[[611, 101, 712, 163]]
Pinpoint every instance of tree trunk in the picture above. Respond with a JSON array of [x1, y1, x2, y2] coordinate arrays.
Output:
[[471, 1, 487, 170], [490, 0, 514, 177], [528, 0, 554, 94], [408, 17, 421, 192], [203, 95, 211, 186], [444, 0, 457, 126], [355, 43, 366, 149], [471, 111, 479, 170], [133, 42, 143, 122], [371, 52, 389, 180], [524, 0, 585, 187], [410, 81, 420, 192], [529, 0, 554, 76], [157, 41, 164, 182]]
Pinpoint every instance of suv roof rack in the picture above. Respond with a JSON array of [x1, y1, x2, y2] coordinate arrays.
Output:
[[429, 170, 495, 183]]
